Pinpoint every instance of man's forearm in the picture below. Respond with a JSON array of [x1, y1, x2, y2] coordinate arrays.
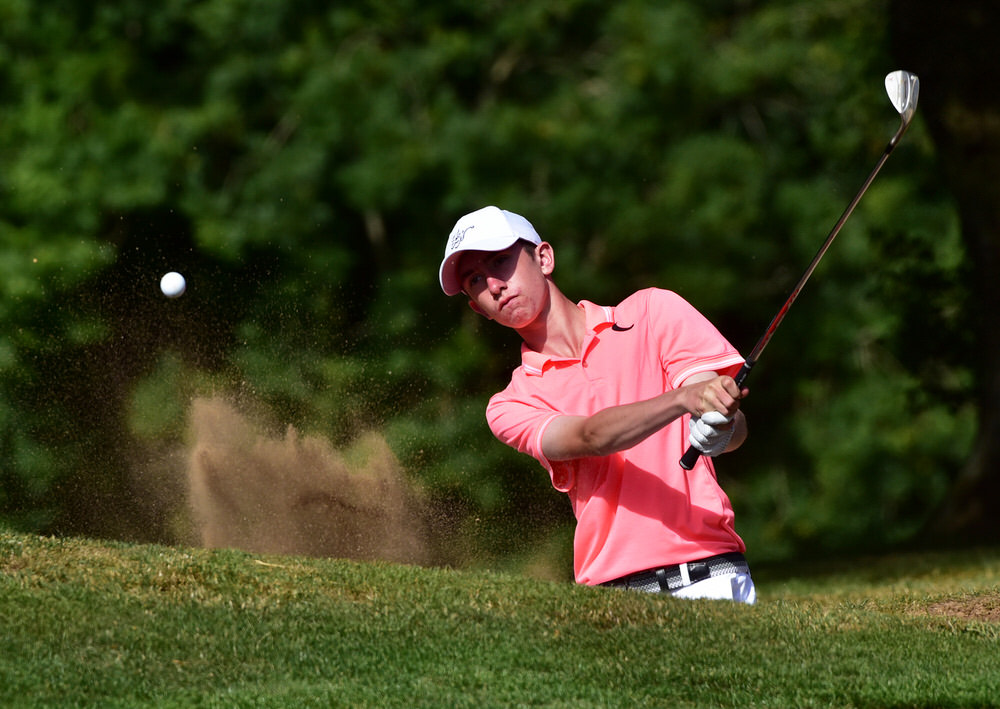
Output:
[[542, 386, 701, 461], [571, 391, 692, 458], [541, 375, 745, 462]]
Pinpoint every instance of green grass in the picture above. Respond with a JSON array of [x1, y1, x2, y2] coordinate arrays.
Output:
[[2, 530, 999, 708]]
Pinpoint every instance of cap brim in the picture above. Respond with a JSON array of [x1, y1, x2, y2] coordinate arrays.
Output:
[[439, 233, 522, 296]]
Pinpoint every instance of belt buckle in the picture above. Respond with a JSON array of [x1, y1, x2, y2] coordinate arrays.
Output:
[[686, 561, 711, 584]]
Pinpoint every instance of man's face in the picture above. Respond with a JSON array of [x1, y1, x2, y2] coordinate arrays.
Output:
[[457, 241, 552, 330]]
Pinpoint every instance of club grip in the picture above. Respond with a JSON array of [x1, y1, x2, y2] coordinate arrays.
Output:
[[679, 445, 701, 470], [678, 361, 753, 470]]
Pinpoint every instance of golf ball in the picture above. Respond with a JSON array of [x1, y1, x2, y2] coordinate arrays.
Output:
[[160, 271, 186, 298]]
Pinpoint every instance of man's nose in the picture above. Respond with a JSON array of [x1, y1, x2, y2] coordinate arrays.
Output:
[[486, 274, 506, 295]]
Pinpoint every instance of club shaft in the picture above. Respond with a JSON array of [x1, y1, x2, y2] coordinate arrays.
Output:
[[679, 123, 909, 472], [746, 138, 897, 366]]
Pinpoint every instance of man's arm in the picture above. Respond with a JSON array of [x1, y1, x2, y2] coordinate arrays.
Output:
[[540, 373, 746, 462]]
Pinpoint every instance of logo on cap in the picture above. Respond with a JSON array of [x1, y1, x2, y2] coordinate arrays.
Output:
[[450, 225, 474, 251]]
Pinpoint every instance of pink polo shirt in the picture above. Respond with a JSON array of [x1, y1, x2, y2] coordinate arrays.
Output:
[[486, 288, 747, 585]]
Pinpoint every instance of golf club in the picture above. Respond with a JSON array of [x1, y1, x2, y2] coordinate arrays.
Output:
[[680, 70, 920, 470]]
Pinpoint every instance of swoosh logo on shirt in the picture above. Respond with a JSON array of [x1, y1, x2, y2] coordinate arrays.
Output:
[[611, 323, 634, 332]]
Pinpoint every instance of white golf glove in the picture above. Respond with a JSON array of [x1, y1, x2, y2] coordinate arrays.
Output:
[[688, 411, 735, 457]]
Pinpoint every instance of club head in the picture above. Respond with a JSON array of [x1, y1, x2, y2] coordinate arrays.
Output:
[[885, 70, 919, 127]]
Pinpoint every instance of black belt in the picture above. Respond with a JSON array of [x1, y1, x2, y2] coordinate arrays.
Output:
[[601, 552, 749, 593]]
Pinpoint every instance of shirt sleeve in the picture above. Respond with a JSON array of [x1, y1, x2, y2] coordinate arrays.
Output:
[[645, 289, 744, 387], [486, 390, 577, 491]]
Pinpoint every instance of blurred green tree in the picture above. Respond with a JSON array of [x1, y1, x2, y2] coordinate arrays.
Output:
[[0, 0, 976, 565], [890, 0, 1000, 544]]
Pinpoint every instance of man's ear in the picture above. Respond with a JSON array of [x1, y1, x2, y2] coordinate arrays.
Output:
[[467, 299, 491, 320], [536, 242, 555, 276]]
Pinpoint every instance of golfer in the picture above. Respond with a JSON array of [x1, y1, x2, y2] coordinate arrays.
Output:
[[440, 206, 756, 603]]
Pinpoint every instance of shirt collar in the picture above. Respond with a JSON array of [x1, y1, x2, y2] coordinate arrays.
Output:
[[520, 300, 615, 375]]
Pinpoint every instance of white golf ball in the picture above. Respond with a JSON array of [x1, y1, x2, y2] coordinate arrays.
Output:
[[160, 271, 186, 298]]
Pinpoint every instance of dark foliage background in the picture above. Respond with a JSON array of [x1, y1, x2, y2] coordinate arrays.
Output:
[[0, 0, 991, 573]]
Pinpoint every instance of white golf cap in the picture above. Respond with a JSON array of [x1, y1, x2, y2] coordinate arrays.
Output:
[[439, 206, 542, 296]]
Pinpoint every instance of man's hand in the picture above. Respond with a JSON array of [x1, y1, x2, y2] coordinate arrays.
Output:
[[688, 411, 735, 457], [684, 374, 744, 420]]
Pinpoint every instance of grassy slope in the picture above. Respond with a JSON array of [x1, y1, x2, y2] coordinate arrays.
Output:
[[2, 530, 999, 708]]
